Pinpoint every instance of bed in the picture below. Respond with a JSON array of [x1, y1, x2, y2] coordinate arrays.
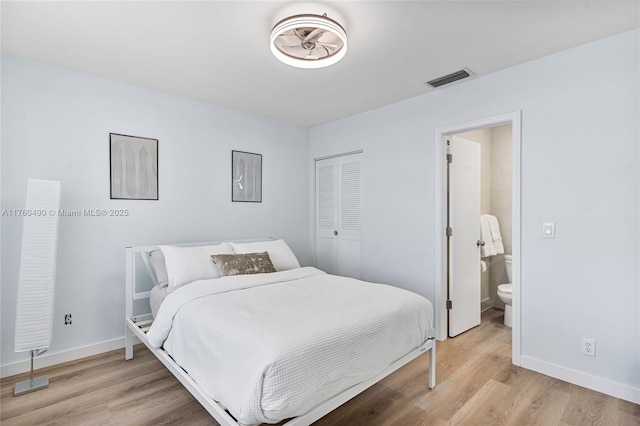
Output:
[[125, 238, 436, 426]]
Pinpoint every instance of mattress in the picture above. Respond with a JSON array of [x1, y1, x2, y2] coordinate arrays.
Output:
[[147, 267, 434, 425]]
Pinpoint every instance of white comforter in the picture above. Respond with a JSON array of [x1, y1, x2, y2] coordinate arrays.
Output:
[[147, 267, 434, 425]]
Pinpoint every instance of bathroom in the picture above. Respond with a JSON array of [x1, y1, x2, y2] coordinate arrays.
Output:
[[457, 124, 513, 326]]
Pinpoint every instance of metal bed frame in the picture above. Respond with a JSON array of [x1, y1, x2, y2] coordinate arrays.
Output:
[[124, 241, 436, 426]]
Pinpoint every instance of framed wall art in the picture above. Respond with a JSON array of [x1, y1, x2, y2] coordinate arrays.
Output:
[[110, 133, 158, 200], [232, 150, 262, 202]]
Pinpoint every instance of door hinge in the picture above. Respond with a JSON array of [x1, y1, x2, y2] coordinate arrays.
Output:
[[446, 227, 453, 237], [446, 300, 453, 310], [446, 153, 453, 163]]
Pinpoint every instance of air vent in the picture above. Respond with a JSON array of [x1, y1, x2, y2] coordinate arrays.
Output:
[[425, 68, 474, 88]]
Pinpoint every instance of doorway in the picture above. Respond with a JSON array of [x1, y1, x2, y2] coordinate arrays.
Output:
[[434, 111, 522, 365]]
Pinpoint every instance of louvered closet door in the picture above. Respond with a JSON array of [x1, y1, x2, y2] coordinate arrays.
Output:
[[315, 154, 362, 278], [316, 159, 339, 274]]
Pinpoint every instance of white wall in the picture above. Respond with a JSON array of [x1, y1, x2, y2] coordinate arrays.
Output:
[[1, 55, 310, 369], [310, 29, 639, 399]]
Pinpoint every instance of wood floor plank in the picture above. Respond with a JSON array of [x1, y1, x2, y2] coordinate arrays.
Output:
[[383, 405, 448, 426], [111, 388, 208, 425], [1, 309, 636, 426], [560, 387, 632, 426], [503, 379, 571, 426], [616, 398, 640, 424], [313, 381, 404, 426], [414, 341, 512, 420], [1, 349, 164, 421], [446, 379, 515, 425]]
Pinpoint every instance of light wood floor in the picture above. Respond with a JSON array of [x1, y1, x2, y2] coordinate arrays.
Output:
[[2, 309, 638, 425]]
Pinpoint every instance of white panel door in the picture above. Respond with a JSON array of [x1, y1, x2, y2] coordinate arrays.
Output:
[[315, 154, 362, 278], [449, 136, 481, 337]]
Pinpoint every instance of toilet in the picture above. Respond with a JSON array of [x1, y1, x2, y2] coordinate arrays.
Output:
[[497, 255, 513, 327]]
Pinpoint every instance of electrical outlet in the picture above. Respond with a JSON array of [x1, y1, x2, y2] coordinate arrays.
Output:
[[582, 338, 596, 356], [543, 222, 556, 238], [64, 314, 72, 325]]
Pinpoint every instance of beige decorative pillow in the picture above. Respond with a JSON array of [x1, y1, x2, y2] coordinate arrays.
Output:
[[211, 252, 276, 276]]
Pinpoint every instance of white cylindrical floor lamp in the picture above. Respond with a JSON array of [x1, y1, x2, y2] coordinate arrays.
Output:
[[14, 179, 61, 396]]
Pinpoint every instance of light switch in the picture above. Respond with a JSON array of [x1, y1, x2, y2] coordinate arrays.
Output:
[[543, 222, 555, 238]]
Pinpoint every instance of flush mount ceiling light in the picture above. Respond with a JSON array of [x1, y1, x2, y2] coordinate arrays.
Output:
[[270, 13, 347, 69]]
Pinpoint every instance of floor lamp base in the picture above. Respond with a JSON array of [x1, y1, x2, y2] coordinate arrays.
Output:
[[14, 375, 49, 396], [13, 349, 49, 396]]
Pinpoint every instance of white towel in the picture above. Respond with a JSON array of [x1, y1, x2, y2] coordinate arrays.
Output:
[[486, 215, 505, 254], [480, 215, 497, 257]]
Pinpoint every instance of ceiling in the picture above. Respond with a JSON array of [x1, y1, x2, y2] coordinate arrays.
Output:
[[2, 1, 639, 127]]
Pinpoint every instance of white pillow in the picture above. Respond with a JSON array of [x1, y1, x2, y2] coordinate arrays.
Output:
[[230, 239, 300, 272], [148, 249, 169, 287], [159, 243, 234, 292]]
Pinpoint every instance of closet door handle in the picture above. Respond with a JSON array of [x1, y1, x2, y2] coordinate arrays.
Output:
[[477, 240, 485, 247], [334, 230, 338, 236]]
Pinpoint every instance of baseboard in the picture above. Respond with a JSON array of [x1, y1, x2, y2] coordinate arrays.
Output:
[[480, 297, 493, 312], [1, 336, 140, 379], [520, 355, 640, 404]]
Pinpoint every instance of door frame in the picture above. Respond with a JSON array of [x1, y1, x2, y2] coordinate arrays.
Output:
[[434, 111, 522, 366]]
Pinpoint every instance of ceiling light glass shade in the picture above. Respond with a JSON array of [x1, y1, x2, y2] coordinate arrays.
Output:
[[270, 14, 347, 69]]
